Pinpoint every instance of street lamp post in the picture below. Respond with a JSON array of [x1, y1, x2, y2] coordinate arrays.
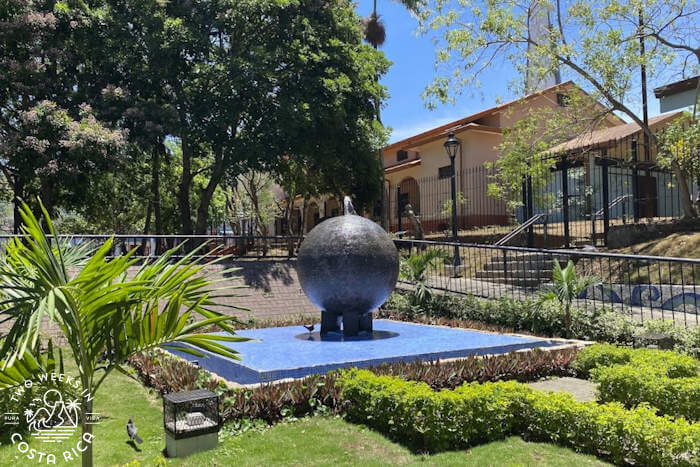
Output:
[[444, 132, 461, 276]]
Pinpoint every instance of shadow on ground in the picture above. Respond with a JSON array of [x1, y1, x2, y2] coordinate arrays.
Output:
[[225, 260, 296, 293]]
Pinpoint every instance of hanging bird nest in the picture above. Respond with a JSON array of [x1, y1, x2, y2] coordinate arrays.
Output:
[[362, 13, 386, 48]]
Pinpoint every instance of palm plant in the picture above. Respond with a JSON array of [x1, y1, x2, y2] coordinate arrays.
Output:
[[539, 259, 600, 338], [399, 249, 447, 305], [0, 202, 248, 467]]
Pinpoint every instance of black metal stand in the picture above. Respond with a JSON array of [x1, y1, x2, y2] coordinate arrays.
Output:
[[320, 310, 373, 336]]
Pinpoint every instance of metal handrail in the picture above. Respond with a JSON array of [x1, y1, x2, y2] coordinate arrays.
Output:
[[594, 194, 631, 218], [495, 213, 548, 246]]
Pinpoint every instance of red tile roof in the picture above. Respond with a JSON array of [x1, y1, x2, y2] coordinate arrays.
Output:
[[548, 111, 683, 153], [384, 81, 625, 152]]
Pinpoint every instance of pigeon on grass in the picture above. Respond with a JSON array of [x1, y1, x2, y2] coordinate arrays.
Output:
[[126, 417, 143, 444]]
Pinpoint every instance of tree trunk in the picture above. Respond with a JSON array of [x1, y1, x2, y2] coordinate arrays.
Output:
[[12, 177, 23, 234], [194, 152, 226, 235], [405, 203, 424, 240], [143, 199, 152, 236], [81, 394, 94, 467], [285, 198, 295, 256], [671, 160, 697, 218], [152, 140, 163, 252], [178, 137, 193, 235], [39, 178, 54, 222]]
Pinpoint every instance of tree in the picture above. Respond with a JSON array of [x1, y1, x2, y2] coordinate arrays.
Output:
[[418, 0, 700, 217], [0, 202, 247, 466], [658, 113, 700, 191], [100, 0, 390, 235], [231, 172, 279, 236], [539, 259, 600, 338], [0, 1, 128, 229], [487, 90, 612, 212], [399, 249, 447, 305]]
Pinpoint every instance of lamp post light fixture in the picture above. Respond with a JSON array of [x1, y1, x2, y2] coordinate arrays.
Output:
[[443, 132, 462, 276]]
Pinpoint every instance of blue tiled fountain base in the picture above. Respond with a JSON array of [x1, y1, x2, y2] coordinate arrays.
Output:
[[166, 320, 558, 384]]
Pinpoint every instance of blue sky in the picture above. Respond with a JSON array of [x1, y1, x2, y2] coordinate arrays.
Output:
[[355, 0, 667, 144]]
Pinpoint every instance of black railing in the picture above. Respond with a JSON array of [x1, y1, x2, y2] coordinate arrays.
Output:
[[0, 234, 303, 259], [394, 239, 700, 327], [1, 233, 697, 326], [495, 214, 548, 246]]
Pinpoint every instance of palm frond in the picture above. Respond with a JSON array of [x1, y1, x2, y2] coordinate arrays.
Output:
[[0, 200, 249, 391]]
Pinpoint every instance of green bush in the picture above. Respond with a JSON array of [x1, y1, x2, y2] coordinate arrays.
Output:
[[575, 344, 700, 420], [593, 365, 700, 421], [574, 344, 698, 377], [340, 369, 700, 465], [382, 292, 700, 356], [572, 343, 634, 374], [340, 370, 531, 452]]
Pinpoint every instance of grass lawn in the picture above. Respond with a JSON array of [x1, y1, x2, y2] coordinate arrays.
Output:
[[1, 361, 609, 466]]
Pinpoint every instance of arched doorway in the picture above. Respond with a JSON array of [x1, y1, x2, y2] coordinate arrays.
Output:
[[398, 177, 420, 216]]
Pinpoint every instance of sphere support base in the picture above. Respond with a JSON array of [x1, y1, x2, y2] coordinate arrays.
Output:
[[320, 310, 373, 337]]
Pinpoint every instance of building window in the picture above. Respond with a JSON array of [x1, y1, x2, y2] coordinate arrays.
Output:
[[438, 165, 453, 179], [397, 150, 408, 161]]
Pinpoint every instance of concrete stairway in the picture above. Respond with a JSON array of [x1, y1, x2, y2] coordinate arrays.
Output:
[[476, 253, 567, 288]]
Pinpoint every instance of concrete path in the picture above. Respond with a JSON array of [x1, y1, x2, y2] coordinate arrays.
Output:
[[527, 377, 598, 402]]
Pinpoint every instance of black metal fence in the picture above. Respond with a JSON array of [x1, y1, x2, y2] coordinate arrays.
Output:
[[1, 232, 697, 326], [387, 164, 512, 241], [386, 132, 690, 247], [0, 234, 303, 259], [395, 239, 700, 327]]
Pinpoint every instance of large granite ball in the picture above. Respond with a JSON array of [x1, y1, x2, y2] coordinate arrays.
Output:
[[297, 214, 399, 326]]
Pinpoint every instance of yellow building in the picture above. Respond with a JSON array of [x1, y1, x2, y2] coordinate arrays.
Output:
[[381, 81, 623, 233]]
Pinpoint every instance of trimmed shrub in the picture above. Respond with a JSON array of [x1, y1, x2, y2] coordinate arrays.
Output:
[[340, 369, 700, 465], [575, 344, 700, 420], [381, 292, 639, 343], [383, 292, 700, 357], [130, 346, 580, 424], [572, 343, 634, 374], [593, 365, 700, 421], [340, 370, 531, 452]]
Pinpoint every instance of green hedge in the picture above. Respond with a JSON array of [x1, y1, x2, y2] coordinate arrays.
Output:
[[340, 369, 700, 466], [574, 344, 700, 421], [593, 365, 700, 421], [382, 292, 700, 355], [573, 343, 698, 376]]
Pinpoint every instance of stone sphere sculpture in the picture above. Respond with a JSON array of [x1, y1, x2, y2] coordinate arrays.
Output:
[[297, 197, 399, 336]]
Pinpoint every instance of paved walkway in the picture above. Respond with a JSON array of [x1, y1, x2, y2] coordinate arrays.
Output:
[[527, 377, 598, 402]]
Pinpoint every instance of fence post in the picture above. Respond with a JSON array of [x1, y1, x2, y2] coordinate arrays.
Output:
[[631, 138, 640, 222], [602, 161, 610, 246], [561, 156, 570, 248], [396, 184, 402, 233], [526, 174, 534, 247]]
